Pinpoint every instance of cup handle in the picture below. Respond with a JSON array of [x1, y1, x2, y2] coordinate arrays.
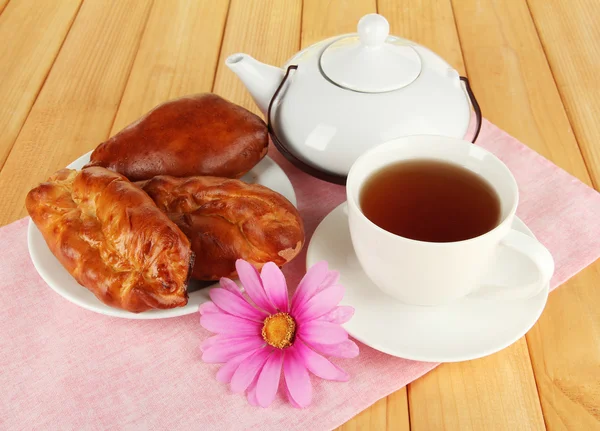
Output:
[[470, 229, 554, 300]]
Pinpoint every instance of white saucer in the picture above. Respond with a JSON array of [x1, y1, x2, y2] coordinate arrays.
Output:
[[306, 203, 549, 362], [28, 151, 297, 320]]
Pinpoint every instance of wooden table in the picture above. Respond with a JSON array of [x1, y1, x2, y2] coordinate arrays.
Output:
[[1, 0, 598, 429]]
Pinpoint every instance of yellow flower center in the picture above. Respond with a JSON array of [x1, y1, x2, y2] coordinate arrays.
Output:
[[262, 312, 296, 349]]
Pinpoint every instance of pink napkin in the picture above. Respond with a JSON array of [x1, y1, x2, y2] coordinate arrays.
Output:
[[1, 120, 600, 430]]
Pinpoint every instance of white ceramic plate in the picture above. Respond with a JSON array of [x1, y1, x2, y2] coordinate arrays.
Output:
[[306, 203, 549, 362], [28, 152, 297, 319]]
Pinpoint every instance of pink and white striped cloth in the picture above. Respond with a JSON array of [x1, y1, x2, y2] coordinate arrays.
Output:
[[1, 119, 600, 430]]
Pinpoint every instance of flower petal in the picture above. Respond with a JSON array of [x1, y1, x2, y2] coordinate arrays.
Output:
[[291, 261, 327, 311], [295, 340, 349, 381], [283, 346, 312, 408], [210, 288, 266, 321], [236, 260, 276, 313], [247, 378, 260, 407], [220, 277, 245, 298], [317, 269, 340, 294], [230, 347, 272, 394], [199, 301, 220, 315], [216, 350, 256, 384], [298, 320, 348, 345], [318, 306, 355, 324], [200, 312, 262, 336], [256, 349, 284, 407], [307, 339, 360, 358], [200, 334, 222, 352], [295, 284, 345, 322], [261, 262, 289, 312], [284, 382, 302, 409], [291, 261, 339, 314], [202, 334, 262, 351], [202, 337, 266, 363]]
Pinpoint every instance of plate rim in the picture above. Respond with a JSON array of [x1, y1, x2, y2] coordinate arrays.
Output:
[[28, 152, 297, 320]]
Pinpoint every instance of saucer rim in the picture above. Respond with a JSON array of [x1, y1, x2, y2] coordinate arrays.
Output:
[[306, 202, 550, 362]]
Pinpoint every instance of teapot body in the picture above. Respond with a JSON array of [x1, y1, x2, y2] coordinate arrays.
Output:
[[272, 36, 472, 177]]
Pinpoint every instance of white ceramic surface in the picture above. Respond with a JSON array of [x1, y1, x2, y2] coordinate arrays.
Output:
[[347, 135, 554, 306], [320, 14, 422, 92], [307, 203, 549, 362], [27, 152, 297, 320], [226, 13, 472, 177]]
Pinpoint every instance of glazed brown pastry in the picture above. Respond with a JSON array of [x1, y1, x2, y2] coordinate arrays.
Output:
[[26, 167, 193, 312], [140, 176, 304, 280], [86, 94, 268, 181]]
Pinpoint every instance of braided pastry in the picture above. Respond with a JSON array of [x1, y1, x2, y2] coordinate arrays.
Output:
[[26, 167, 193, 312], [140, 175, 304, 281]]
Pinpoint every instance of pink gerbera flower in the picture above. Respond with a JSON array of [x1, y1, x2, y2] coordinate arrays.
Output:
[[199, 259, 359, 408]]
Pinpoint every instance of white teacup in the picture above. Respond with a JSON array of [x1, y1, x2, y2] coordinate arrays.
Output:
[[346, 135, 554, 306]]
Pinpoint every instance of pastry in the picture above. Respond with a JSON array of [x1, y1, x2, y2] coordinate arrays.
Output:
[[140, 175, 304, 280], [85, 94, 268, 181], [26, 167, 193, 312]]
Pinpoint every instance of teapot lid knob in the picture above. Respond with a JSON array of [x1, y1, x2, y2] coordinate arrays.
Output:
[[357, 14, 389, 47], [320, 14, 422, 93]]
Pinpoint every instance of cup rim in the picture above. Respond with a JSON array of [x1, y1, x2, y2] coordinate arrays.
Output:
[[346, 135, 519, 246]]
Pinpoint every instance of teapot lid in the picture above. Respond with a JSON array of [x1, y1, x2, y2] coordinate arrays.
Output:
[[320, 14, 422, 93]]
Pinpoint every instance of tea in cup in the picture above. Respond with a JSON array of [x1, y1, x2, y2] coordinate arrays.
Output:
[[346, 135, 554, 306]]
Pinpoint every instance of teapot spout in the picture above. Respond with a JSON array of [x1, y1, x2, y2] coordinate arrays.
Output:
[[226, 53, 284, 115]]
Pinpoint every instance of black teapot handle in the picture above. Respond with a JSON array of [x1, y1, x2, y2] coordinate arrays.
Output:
[[267, 65, 348, 185], [267, 66, 483, 186], [460, 76, 482, 143]]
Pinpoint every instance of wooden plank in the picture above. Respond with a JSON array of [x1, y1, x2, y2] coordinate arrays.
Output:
[[339, 397, 387, 431], [380, 0, 551, 429], [337, 388, 409, 430], [111, 0, 229, 133], [525, 2, 600, 425], [527, 0, 600, 187], [212, 0, 302, 116], [452, 0, 590, 184], [0, 0, 9, 15], [386, 388, 411, 430], [0, 0, 82, 168], [409, 342, 545, 430], [381, 0, 465, 75], [527, 264, 600, 429], [0, 0, 153, 226], [450, 0, 600, 430], [301, 0, 375, 48]]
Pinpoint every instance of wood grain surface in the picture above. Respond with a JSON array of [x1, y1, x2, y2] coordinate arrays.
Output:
[[111, 0, 230, 133], [452, 1, 600, 429], [527, 0, 600, 188], [0, 0, 81, 168], [1, 0, 598, 429], [0, 0, 152, 225], [213, 0, 302, 115]]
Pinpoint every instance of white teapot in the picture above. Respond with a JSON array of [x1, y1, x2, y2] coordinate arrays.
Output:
[[227, 14, 480, 184]]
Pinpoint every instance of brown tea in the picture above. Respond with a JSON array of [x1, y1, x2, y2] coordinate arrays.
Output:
[[360, 159, 501, 242]]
